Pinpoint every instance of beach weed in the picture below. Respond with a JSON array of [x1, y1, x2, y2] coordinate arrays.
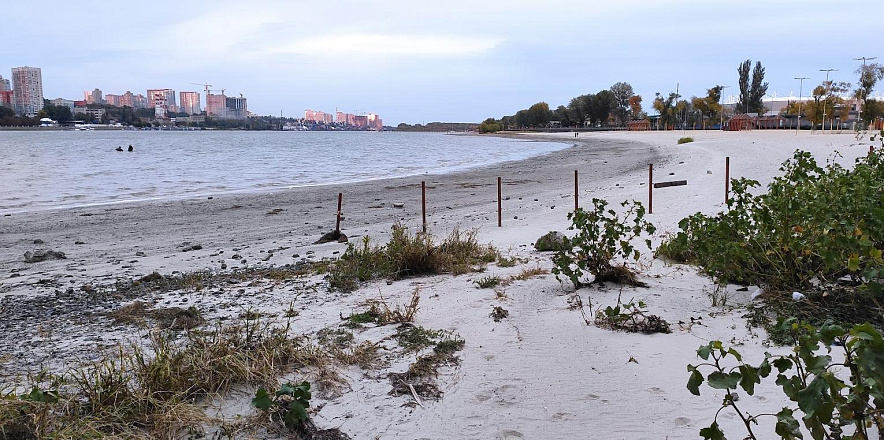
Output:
[[677, 136, 694, 144], [552, 199, 656, 288], [688, 320, 884, 439]]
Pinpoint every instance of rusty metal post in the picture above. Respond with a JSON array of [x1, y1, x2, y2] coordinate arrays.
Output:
[[497, 176, 502, 227], [335, 192, 342, 235], [725, 157, 730, 205], [421, 181, 427, 234], [574, 169, 579, 211], [648, 164, 653, 214]]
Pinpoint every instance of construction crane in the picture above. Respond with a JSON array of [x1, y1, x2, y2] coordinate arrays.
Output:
[[190, 82, 212, 97]]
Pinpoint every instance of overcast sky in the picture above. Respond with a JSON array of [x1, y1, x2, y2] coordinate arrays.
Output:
[[2, 0, 879, 124]]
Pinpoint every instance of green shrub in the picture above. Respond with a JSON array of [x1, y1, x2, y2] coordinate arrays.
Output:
[[552, 199, 656, 287], [688, 320, 884, 439], [677, 137, 694, 144], [252, 381, 312, 429], [328, 224, 496, 292], [658, 150, 884, 292]]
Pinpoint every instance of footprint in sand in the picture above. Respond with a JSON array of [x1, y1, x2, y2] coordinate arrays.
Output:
[[674, 417, 692, 426], [551, 412, 577, 421], [497, 430, 524, 439], [647, 386, 664, 394], [492, 384, 521, 406]]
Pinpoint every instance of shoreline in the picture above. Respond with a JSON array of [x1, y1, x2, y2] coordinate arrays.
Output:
[[0, 131, 572, 216]]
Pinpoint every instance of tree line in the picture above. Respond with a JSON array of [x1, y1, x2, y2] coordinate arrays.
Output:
[[480, 58, 884, 133]]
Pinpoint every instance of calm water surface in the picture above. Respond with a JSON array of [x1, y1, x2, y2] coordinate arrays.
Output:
[[0, 131, 568, 214]]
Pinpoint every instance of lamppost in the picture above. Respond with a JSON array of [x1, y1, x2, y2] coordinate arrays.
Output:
[[820, 68, 837, 133], [854, 57, 878, 128], [795, 76, 810, 135], [719, 85, 730, 130]]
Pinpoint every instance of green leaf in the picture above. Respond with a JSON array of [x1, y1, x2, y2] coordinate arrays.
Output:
[[687, 366, 704, 396], [19, 387, 59, 404], [707, 371, 741, 390], [277, 383, 295, 397], [699, 422, 726, 440], [697, 344, 711, 360], [848, 256, 860, 272], [803, 355, 831, 375], [758, 358, 772, 378], [726, 348, 742, 362], [251, 388, 273, 411], [774, 408, 803, 439], [738, 365, 759, 395], [773, 357, 793, 373], [284, 400, 309, 427]]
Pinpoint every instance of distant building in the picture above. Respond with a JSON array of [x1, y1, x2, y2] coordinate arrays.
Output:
[[179, 91, 201, 115], [336, 111, 355, 125], [84, 88, 103, 105], [147, 89, 177, 112], [206, 92, 227, 118], [104, 94, 121, 107], [305, 110, 334, 124], [11, 66, 44, 117], [367, 113, 382, 130], [353, 115, 368, 128], [225, 96, 247, 119], [72, 107, 106, 119], [132, 94, 148, 109], [118, 91, 134, 108], [50, 98, 75, 109], [0, 76, 9, 92], [0, 90, 13, 109]]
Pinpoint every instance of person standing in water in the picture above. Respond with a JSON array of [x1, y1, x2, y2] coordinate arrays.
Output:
[[128, 145, 133, 152]]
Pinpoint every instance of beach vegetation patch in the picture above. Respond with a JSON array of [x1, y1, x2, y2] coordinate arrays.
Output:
[[594, 297, 670, 334], [328, 225, 497, 292], [474, 275, 502, 289], [677, 136, 694, 144], [552, 199, 656, 288], [657, 149, 884, 330], [688, 320, 884, 439]]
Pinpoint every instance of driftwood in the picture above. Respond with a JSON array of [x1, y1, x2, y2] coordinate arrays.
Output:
[[653, 180, 688, 189]]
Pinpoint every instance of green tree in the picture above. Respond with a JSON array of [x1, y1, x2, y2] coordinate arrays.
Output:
[[610, 82, 634, 126], [749, 61, 769, 114], [736, 60, 769, 114], [568, 95, 588, 127], [479, 117, 502, 133], [653, 92, 678, 129], [553, 105, 573, 127], [527, 102, 551, 127], [855, 63, 884, 123], [588, 90, 615, 126]]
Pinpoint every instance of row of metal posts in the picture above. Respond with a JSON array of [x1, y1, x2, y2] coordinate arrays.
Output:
[[332, 144, 877, 233]]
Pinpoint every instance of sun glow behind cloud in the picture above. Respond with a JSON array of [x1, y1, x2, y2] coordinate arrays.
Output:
[[267, 34, 504, 57]]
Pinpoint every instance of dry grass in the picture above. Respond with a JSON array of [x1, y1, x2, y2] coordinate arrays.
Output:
[[510, 266, 550, 281], [328, 224, 497, 292], [0, 318, 315, 439]]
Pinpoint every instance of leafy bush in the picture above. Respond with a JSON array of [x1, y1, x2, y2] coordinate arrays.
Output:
[[474, 275, 501, 289], [688, 320, 884, 439], [329, 224, 497, 292], [657, 150, 884, 294], [552, 199, 656, 287], [594, 297, 670, 334], [677, 136, 694, 144], [252, 381, 312, 429]]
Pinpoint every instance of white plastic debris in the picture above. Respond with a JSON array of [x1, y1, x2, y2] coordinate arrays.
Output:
[[792, 291, 806, 301], [750, 288, 764, 301]]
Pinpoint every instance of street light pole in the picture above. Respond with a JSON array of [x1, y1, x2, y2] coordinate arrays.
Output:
[[820, 69, 837, 133], [854, 57, 878, 128], [719, 85, 730, 130], [795, 76, 810, 135]]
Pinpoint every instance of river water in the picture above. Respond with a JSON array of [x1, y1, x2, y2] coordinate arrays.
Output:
[[0, 130, 568, 214]]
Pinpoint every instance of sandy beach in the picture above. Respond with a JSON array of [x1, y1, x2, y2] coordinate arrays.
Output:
[[0, 129, 875, 438]]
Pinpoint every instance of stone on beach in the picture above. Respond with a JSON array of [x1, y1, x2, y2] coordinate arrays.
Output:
[[23, 249, 67, 263]]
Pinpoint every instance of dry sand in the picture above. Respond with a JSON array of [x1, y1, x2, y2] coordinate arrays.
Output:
[[0, 129, 875, 438]]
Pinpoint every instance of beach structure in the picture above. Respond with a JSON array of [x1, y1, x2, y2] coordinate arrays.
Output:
[[727, 114, 753, 131], [627, 120, 651, 131]]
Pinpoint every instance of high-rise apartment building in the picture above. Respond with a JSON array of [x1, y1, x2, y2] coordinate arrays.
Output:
[[132, 94, 148, 109], [206, 92, 228, 118], [84, 88, 103, 105], [179, 91, 201, 115], [104, 94, 121, 106], [147, 89, 177, 112], [367, 113, 383, 130], [0, 91, 13, 109], [226, 96, 247, 120], [11, 66, 44, 116], [0, 75, 10, 92], [305, 110, 334, 124], [119, 91, 134, 108]]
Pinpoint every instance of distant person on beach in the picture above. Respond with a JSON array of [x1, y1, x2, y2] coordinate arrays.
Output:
[[115, 146, 123, 152], [128, 145, 133, 152]]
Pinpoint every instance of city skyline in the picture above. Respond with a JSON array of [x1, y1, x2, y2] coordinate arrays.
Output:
[[1, 1, 882, 124]]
